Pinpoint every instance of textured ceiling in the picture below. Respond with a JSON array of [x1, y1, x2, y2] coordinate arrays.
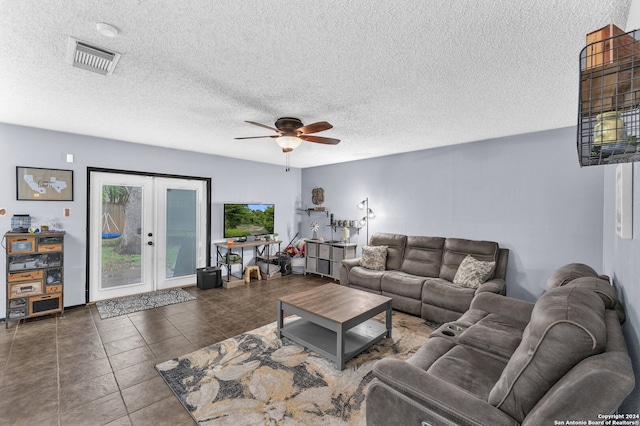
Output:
[[0, 1, 633, 168]]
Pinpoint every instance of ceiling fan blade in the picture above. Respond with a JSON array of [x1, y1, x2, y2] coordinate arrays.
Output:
[[297, 121, 333, 134], [300, 135, 341, 145], [245, 120, 280, 132], [234, 135, 278, 140]]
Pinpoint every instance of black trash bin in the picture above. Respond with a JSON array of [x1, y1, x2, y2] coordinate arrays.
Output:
[[278, 254, 292, 276], [196, 267, 222, 289]]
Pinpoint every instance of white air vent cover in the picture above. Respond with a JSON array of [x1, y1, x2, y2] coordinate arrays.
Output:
[[66, 37, 121, 76]]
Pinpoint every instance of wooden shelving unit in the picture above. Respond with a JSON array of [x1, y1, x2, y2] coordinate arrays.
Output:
[[4, 232, 64, 327], [214, 239, 282, 288]]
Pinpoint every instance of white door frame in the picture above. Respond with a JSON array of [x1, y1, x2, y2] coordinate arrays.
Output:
[[87, 168, 211, 303]]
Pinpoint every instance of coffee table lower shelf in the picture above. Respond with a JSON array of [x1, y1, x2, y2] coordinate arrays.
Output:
[[279, 318, 388, 369]]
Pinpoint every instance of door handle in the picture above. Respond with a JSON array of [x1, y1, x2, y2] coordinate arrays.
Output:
[[147, 241, 154, 246], [148, 233, 153, 237]]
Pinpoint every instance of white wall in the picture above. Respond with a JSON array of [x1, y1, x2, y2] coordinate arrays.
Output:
[[0, 123, 301, 316]]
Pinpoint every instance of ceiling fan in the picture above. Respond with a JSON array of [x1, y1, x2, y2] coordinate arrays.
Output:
[[235, 117, 340, 171]]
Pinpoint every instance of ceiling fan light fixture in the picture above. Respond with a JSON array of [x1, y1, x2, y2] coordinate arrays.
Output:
[[276, 135, 302, 150]]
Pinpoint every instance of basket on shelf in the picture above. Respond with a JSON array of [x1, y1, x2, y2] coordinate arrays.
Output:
[[578, 25, 640, 166]]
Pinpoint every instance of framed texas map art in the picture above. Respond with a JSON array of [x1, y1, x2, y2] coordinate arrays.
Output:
[[16, 166, 74, 201]]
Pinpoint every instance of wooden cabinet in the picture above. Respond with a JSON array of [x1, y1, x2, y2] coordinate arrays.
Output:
[[305, 240, 356, 280], [5, 232, 64, 326]]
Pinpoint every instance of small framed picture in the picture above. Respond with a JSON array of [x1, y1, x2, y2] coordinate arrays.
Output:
[[16, 166, 74, 201]]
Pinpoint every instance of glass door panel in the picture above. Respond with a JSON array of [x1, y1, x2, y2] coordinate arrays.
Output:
[[101, 185, 143, 288], [166, 189, 196, 278]]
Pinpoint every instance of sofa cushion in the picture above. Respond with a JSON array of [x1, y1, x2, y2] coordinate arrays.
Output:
[[545, 263, 598, 289], [488, 286, 607, 422], [370, 233, 407, 270], [422, 277, 476, 314], [458, 324, 522, 361], [381, 271, 425, 299], [361, 245, 388, 270], [453, 255, 496, 288], [426, 345, 507, 400], [440, 238, 499, 282], [400, 236, 445, 277], [347, 266, 385, 292]]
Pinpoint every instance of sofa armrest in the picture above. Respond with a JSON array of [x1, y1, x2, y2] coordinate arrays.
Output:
[[469, 292, 534, 324], [371, 358, 516, 426], [475, 278, 506, 296], [339, 257, 361, 286]]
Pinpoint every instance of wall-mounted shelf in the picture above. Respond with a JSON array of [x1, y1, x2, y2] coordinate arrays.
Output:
[[299, 208, 330, 217], [578, 25, 640, 166]]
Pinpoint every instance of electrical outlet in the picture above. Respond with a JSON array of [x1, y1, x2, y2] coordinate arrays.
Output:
[[64, 208, 70, 217]]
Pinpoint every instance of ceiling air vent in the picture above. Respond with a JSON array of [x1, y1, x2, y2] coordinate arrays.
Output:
[[66, 37, 121, 76]]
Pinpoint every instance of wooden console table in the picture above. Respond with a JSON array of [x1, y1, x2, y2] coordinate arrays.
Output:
[[215, 240, 282, 287]]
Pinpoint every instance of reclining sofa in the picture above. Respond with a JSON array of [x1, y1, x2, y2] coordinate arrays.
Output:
[[366, 263, 635, 425], [340, 233, 509, 323]]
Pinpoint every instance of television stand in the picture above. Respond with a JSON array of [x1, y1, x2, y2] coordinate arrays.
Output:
[[215, 240, 282, 287]]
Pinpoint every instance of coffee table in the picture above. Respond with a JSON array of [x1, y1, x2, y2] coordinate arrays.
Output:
[[276, 283, 392, 370]]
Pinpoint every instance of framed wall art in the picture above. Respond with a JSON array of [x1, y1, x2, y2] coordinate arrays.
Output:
[[16, 166, 74, 201], [615, 163, 632, 239]]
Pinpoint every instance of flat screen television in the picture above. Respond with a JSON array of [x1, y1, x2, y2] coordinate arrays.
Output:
[[223, 203, 275, 238]]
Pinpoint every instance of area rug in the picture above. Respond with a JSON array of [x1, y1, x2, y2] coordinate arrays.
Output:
[[96, 288, 196, 319], [155, 311, 434, 425]]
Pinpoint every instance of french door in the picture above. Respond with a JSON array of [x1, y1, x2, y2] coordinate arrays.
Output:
[[89, 172, 208, 302]]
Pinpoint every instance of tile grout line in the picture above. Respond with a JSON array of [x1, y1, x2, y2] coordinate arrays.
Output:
[[91, 306, 134, 424], [56, 313, 61, 426], [0, 322, 17, 390]]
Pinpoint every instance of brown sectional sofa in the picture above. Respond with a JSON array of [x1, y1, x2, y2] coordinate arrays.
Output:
[[365, 263, 635, 425], [340, 233, 509, 323]]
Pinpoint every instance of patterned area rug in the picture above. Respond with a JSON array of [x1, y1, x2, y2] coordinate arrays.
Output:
[[156, 311, 433, 425], [96, 288, 196, 319]]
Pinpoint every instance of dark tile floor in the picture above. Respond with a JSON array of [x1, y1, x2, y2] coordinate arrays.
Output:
[[0, 274, 327, 426]]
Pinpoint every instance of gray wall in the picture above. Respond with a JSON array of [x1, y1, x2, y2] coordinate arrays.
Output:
[[0, 123, 301, 315], [603, 163, 640, 413], [302, 127, 604, 302]]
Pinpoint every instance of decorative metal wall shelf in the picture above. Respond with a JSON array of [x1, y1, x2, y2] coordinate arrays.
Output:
[[299, 208, 330, 217], [578, 26, 640, 166]]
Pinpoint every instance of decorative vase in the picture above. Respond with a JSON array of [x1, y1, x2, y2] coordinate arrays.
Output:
[[594, 111, 627, 147], [341, 226, 350, 242], [312, 230, 318, 240]]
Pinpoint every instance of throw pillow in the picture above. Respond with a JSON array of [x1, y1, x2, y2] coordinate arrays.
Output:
[[453, 255, 496, 288], [360, 245, 388, 270]]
